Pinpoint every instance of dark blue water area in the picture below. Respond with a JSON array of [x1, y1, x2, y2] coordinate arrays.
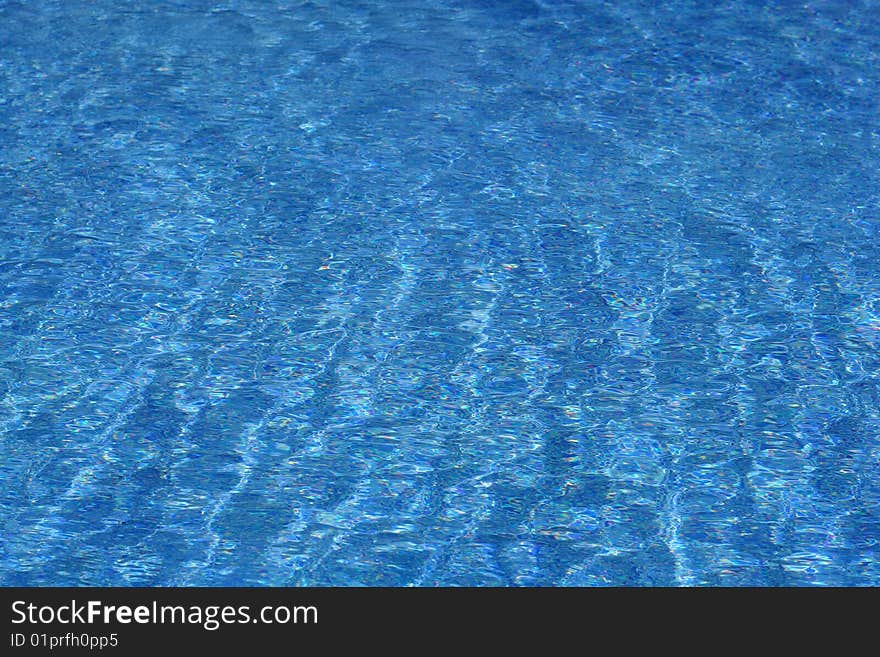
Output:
[[1, 0, 878, 586]]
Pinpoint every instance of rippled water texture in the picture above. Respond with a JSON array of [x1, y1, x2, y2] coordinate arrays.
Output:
[[1, 0, 879, 586]]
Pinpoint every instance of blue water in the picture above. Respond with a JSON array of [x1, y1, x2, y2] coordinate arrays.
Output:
[[1, 0, 878, 587]]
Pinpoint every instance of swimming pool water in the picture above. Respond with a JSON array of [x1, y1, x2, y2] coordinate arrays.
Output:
[[1, 0, 878, 586]]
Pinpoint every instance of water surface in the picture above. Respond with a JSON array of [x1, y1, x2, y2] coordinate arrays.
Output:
[[1, 0, 879, 586]]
